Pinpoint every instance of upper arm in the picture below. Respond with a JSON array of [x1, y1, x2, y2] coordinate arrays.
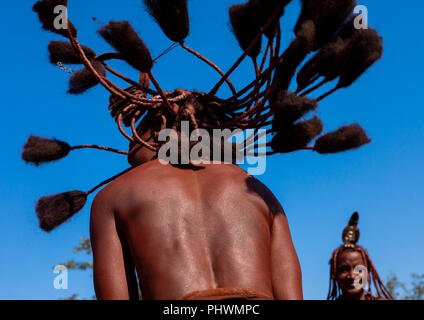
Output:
[[90, 189, 139, 300], [246, 176, 303, 299], [270, 211, 303, 300]]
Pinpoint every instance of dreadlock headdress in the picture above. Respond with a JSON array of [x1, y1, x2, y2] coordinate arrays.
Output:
[[26, 0, 383, 231], [327, 212, 393, 300]]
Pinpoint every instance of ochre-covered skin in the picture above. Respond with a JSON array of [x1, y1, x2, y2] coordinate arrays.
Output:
[[89, 133, 302, 300], [335, 250, 368, 300]]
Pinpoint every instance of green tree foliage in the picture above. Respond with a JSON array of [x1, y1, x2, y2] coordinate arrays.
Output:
[[61, 237, 93, 271], [58, 236, 94, 300], [59, 237, 142, 300], [63, 294, 81, 300]]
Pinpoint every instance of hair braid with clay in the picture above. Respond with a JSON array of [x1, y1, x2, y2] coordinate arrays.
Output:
[[26, 0, 384, 231]]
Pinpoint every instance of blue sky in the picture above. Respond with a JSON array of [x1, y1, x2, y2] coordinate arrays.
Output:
[[0, 1, 423, 299]]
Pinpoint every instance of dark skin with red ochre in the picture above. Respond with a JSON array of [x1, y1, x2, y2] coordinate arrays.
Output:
[[335, 250, 367, 300], [89, 128, 303, 300]]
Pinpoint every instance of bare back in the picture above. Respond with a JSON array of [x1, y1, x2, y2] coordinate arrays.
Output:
[[90, 160, 302, 300]]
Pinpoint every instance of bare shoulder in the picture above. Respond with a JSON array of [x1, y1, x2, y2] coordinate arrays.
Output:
[[89, 165, 150, 217], [91, 161, 285, 220], [197, 163, 285, 219], [90, 180, 116, 221], [94, 161, 172, 197], [243, 174, 285, 217], [91, 161, 184, 214]]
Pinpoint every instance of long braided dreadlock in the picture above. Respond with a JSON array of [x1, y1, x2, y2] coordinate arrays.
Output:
[[25, 0, 383, 232], [327, 212, 393, 300]]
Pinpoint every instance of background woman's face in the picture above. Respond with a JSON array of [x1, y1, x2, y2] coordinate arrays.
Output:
[[335, 250, 367, 298]]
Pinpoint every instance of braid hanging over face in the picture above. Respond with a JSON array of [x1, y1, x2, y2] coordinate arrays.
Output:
[[26, 0, 384, 231]]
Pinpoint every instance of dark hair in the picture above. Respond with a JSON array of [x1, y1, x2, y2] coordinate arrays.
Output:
[[27, 0, 384, 231]]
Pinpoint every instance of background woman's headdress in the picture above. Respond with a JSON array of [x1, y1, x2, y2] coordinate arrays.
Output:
[[26, 0, 383, 231], [342, 211, 360, 248]]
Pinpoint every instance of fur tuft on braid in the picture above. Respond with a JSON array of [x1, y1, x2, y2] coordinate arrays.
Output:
[[249, 0, 292, 39], [22, 135, 71, 166], [98, 21, 153, 73], [48, 41, 96, 65], [295, 0, 356, 51], [337, 15, 358, 40], [144, 0, 189, 42], [337, 28, 383, 88], [34, 167, 133, 232], [314, 123, 371, 154], [26, 1, 385, 217], [296, 37, 346, 91], [32, 0, 77, 38], [296, 24, 383, 92], [271, 20, 315, 99], [271, 116, 323, 153], [229, 3, 262, 59], [36, 191, 87, 232], [272, 91, 318, 131], [68, 61, 106, 94]]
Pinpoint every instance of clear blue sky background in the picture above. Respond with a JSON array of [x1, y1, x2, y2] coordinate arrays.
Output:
[[0, 1, 422, 300]]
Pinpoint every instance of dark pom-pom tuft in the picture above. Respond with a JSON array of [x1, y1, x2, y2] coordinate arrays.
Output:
[[48, 41, 96, 65], [314, 123, 371, 154], [295, 0, 356, 50], [296, 19, 381, 91], [272, 92, 318, 131], [229, 3, 262, 59], [68, 61, 106, 94], [32, 0, 77, 38], [22, 135, 71, 166], [271, 21, 315, 98], [271, 116, 323, 153], [296, 37, 346, 91], [144, 0, 189, 42], [36, 191, 88, 232], [337, 15, 358, 40], [249, 0, 292, 39], [98, 21, 153, 73], [337, 28, 383, 88]]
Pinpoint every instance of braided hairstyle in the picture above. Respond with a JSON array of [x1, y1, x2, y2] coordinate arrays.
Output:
[[26, 0, 384, 232]]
